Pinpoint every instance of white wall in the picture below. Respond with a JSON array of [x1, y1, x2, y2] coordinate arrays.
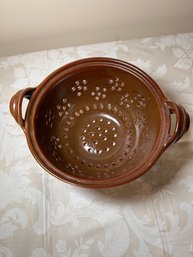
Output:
[[0, 0, 193, 57]]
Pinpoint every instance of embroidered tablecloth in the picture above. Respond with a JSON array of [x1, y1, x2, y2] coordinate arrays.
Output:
[[0, 33, 193, 257]]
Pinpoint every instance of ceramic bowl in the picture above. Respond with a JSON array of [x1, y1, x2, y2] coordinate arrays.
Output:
[[10, 58, 190, 188]]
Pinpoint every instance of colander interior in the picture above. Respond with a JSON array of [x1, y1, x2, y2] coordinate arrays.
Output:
[[34, 65, 162, 180]]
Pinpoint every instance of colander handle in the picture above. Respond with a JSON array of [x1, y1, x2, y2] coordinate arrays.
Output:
[[10, 87, 36, 131], [164, 100, 190, 149]]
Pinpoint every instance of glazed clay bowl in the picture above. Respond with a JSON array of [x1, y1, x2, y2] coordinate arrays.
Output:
[[10, 58, 190, 188]]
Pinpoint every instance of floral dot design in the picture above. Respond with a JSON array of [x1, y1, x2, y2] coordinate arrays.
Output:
[[45, 109, 54, 128], [133, 91, 150, 108], [119, 93, 133, 108], [134, 111, 146, 129], [119, 91, 150, 109], [144, 126, 151, 143], [50, 135, 62, 150], [71, 79, 88, 97], [56, 98, 72, 117], [49, 135, 62, 162], [91, 86, 107, 101], [108, 77, 125, 91]]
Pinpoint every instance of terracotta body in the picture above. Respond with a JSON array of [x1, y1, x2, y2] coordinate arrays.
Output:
[[10, 58, 190, 188]]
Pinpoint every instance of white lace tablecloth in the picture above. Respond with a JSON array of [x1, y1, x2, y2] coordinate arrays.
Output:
[[0, 33, 193, 257]]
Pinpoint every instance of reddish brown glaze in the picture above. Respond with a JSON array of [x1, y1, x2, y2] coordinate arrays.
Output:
[[9, 58, 190, 188]]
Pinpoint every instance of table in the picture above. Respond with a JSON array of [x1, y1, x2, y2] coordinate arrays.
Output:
[[0, 33, 193, 257]]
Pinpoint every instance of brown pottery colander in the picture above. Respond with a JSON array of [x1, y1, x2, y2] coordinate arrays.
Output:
[[10, 58, 190, 188]]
